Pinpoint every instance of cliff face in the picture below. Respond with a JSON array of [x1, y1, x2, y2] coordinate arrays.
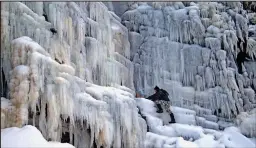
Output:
[[1, 1, 256, 147], [2, 1, 256, 118], [1, 2, 134, 93], [112, 2, 256, 119], [0, 2, 144, 148]]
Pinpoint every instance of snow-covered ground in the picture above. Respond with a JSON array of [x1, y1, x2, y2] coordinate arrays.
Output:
[[1, 125, 74, 148], [136, 98, 256, 148]]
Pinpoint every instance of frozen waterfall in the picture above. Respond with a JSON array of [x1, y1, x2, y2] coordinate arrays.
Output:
[[1, 1, 256, 148]]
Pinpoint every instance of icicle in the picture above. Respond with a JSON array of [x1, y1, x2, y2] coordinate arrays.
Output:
[[205, 37, 221, 50], [247, 38, 256, 59], [8, 65, 30, 127]]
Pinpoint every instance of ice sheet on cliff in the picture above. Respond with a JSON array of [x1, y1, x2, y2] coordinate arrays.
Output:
[[122, 1, 256, 121], [1, 2, 256, 148]]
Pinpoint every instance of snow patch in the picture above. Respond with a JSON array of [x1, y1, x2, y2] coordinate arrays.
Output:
[[1, 125, 74, 148]]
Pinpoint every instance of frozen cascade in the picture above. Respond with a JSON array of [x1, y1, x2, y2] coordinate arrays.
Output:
[[1, 2, 134, 90], [1, 1, 256, 148], [120, 1, 256, 120], [1, 36, 146, 148]]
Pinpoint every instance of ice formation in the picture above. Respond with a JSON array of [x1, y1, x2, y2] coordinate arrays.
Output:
[[1, 2, 134, 91], [137, 97, 256, 148], [1, 1, 256, 148], [121, 1, 256, 120], [1, 2, 145, 147], [1, 36, 146, 148]]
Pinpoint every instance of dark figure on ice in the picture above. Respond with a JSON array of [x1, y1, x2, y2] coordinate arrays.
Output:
[[147, 86, 176, 124]]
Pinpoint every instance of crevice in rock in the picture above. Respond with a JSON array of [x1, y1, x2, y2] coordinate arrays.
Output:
[[236, 51, 251, 74], [50, 28, 57, 35], [218, 108, 222, 114], [61, 132, 70, 143], [1, 68, 8, 98]]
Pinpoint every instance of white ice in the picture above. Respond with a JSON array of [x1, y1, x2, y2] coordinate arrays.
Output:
[[1, 125, 74, 148]]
